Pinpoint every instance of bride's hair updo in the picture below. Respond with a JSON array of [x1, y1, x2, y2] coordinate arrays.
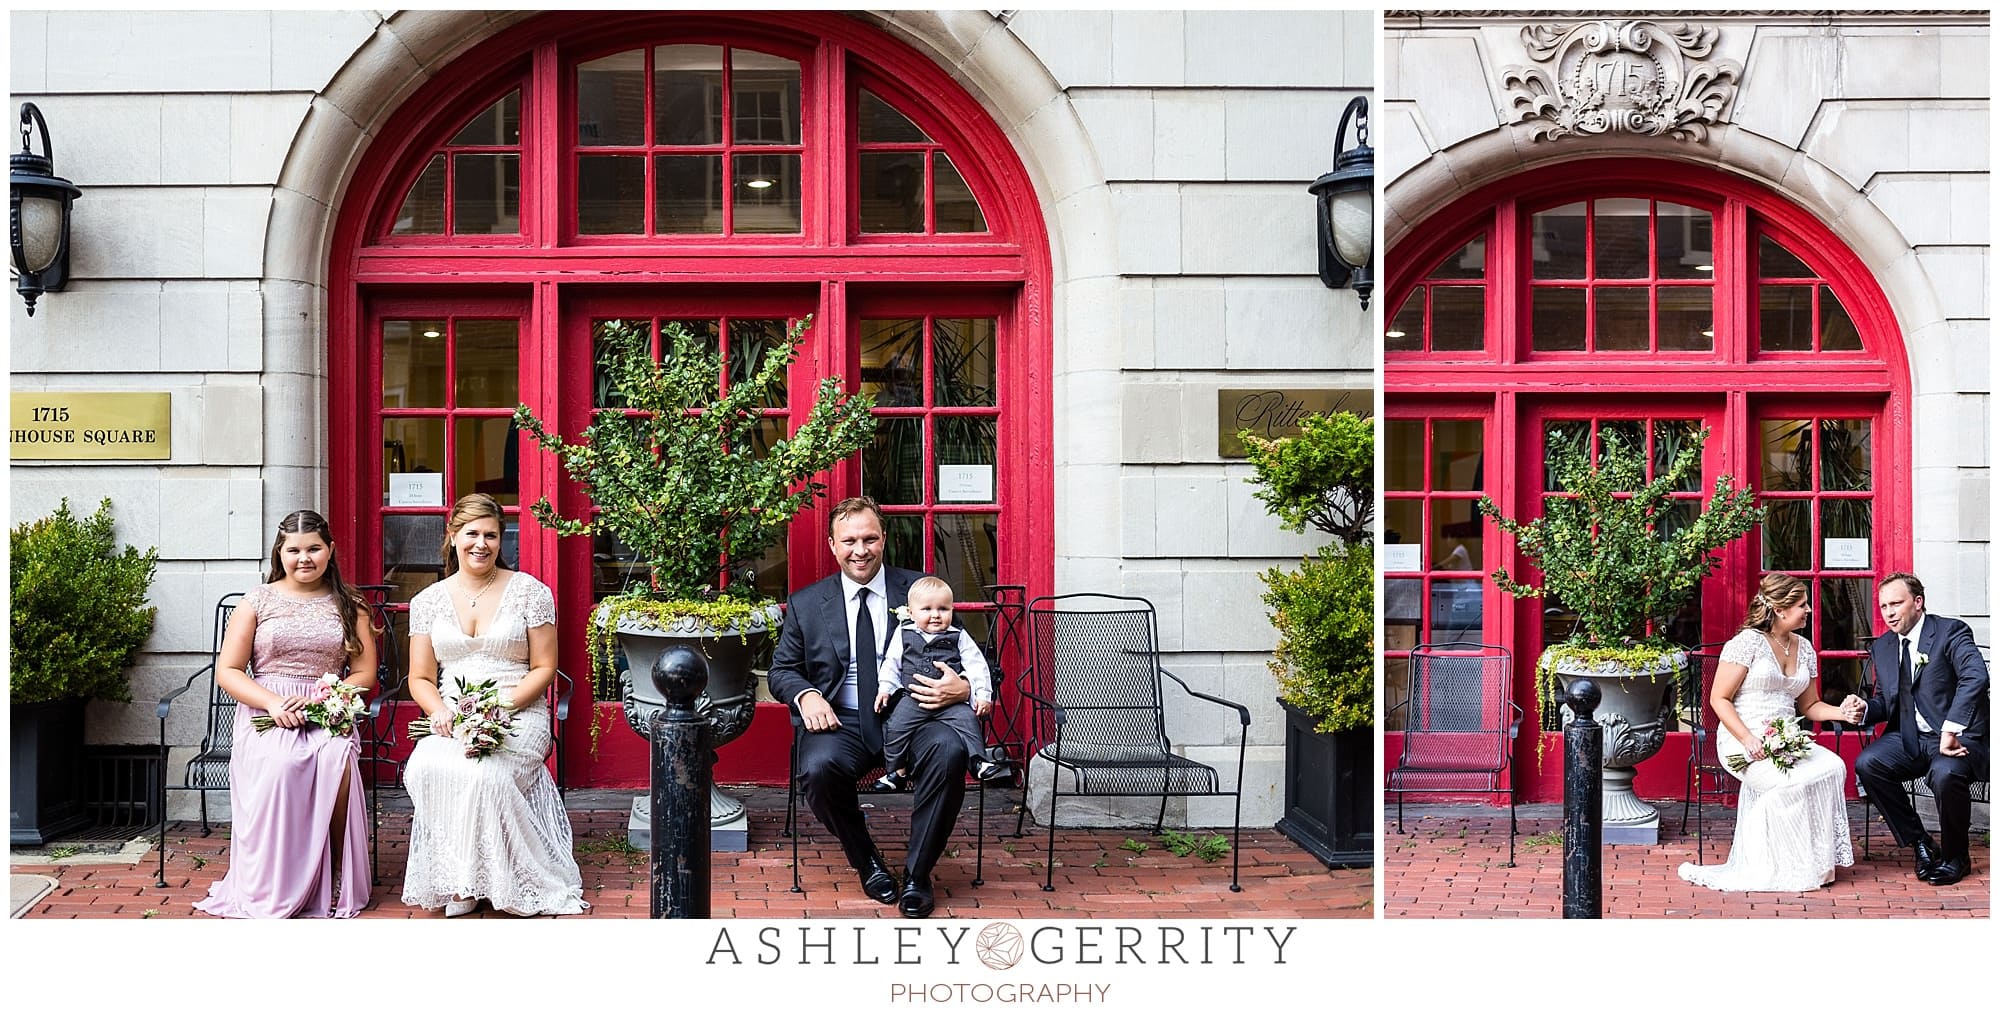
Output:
[[1741, 573, 1809, 632], [440, 493, 513, 577]]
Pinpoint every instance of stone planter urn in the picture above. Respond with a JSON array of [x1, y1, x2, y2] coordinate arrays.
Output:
[[607, 604, 781, 852], [1548, 650, 1681, 845]]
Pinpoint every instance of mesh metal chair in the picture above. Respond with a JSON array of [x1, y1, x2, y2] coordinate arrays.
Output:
[[1678, 645, 1738, 863], [1017, 593, 1250, 892], [1387, 641, 1521, 866], [156, 592, 244, 884]]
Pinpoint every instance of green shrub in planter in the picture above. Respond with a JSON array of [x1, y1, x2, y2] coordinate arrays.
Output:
[[10, 498, 159, 704], [1261, 542, 1373, 734]]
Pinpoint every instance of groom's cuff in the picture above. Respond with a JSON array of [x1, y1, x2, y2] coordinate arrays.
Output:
[[1942, 720, 1967, 735]]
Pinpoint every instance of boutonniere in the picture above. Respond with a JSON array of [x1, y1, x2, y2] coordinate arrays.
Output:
[[1914, 650, 1930, 669], [891, 605, 912, 624]]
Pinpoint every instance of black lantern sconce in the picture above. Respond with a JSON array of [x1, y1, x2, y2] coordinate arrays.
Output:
[[1310, 95, 1373, 307], [11, 102, 82, 316]]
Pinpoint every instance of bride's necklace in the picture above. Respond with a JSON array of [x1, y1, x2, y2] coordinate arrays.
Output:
[[1766, 632, 1795, 663], [460, 568, 500, 609]]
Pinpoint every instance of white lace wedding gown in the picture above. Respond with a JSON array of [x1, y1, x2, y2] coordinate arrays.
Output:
[[402, 573, 587, 915], [1678, 629, 1853, 892]]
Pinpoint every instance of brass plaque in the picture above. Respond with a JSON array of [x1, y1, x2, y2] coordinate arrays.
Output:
[[11, 392, 172, 460], [1217, 388, 1372, 458]]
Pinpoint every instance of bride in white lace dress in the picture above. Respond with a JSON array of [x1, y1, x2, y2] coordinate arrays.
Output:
[[1679, 574, 1856, 892], [402, 494, 586, 917]]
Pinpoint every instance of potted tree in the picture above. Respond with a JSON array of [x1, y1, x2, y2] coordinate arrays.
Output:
[[10, 498, 158, 845], [514, 315, 874, 845], [1243, 411, 1373, 868], [1476, 425, 1761, 841]]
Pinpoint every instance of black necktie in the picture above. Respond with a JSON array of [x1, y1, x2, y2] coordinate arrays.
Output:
[[855, 587, 881, 753], [1899, 637, 1919, 756]]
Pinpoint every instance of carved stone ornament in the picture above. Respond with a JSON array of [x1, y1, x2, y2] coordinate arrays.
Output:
[[1501, 19, 1741, 142]]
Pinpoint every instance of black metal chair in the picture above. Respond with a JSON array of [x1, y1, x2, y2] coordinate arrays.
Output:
[[1015, 592, 1250, 892], [1678, 645, 1738, 863], [156, 592, 244, 884], [353, 585, 403, 885], [1386, 641, 1522, 866]]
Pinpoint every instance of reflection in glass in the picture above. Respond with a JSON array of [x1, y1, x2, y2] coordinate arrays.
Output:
[[1819, 419, 1871, 491], [1592, 198, 1650, 279], [1384, 499, 1422, 548], [1387, 290, 1423, 349], [1428, 579, 1483, 641], [392, 155, 446, 235], [1819, 580, 1872, 652], [866, 418, 924, 505], [860, 319, 923, 406], [453, 153, 520, 234], [934, 318, 997, 406], [1656, 202, 1713, 279], [1429, 499, 1481, 571], [1531, 287, 1586, 351], [455, 320, 519, 408], [938, 417, 997, 503], [593, 530, 648, 601], [577, 51, 645, 147], [1532, 202, 1587, 279], [733, 153, 802, 233], [654, 45, 723, 145], [1594, 287, 1649, 351], [934, 153, 986, 233], [1384, 579, 1421, 627], [1432, 420, 1483, 492], [1759, 284, 1812, 352], [727, 319, 789, 407], [1759, 235, 1813, 278], [1383, 657, 1412, 731], [882, 513, 923, 572], [1821, 498, 1872, 545], [578, 155, 644, 234], [656, 155, 724, 234], [740, 531, 790, 603], [1543, 422, 1589, 491], [1431, 237, 1487, 280], [934, 513, 999, 601], [382, 320, 448, 408], [382, 418, 446, 500], [859, 90, 929, 143], [383, 514, 447, 604], [593, 318, 652, 408], [859, 152, 925, 233], [1657, 286, 1714, 352], [1763, 500, 1810, 570], [1385, 420, 1422, 492], [731, 51, 800, 145], [455, 417, 518, 506], [1760, 419, 1810, 491], [1431, 286, 1485, 352], [453, 90, 521, 147], [1652, 419, 1700, 492], [1820, 287, 1861, 351], [1816, 658, 1863, 725]]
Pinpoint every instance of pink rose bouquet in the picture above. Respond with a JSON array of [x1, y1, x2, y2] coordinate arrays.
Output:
[[251, 673, 368, 736]]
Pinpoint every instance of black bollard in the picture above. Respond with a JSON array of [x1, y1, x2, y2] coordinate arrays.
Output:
[[649, 646, 712, 919], [1562, 678, 1603, 919]]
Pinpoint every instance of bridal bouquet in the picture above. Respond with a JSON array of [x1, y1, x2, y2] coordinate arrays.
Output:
[[251, 673, 368, 736], [407, 676, 516, 758], [1726, 716, 1815, 774]]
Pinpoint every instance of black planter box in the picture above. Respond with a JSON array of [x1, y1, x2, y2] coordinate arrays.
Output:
[[1274, 699, 1372, 868], [11, 699, 92, 846]]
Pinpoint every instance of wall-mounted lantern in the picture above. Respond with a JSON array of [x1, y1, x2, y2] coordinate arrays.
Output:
[[1311, 96, 1373, 308], [11, 103, 82, 316]]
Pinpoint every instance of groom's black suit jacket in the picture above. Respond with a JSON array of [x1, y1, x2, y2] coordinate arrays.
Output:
[[767, 565, 920, 729], [1864, 613, 1990, 766]]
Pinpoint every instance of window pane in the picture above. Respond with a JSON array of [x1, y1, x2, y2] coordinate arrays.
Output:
[[383, 514, 447, 604], [382, 319, 448, 408], [1819, 419, 1872, 491], [860, 318, 923, 406], [937, 417, 997, 503], [726, 318, 788, 408], [1383, 657, 1412, 730], [1430, 236, 1486, 280], [1593, 287, 1649, 351], [1543, 421, 1589, 491], [1759, 285, 1813, 352], [455, 416, 518, 506], [1592, 198, 1650, 279], [934, 317, 997, 407], [1821, 498, 1872, 546], [1819, 579, 1873, 652], [1531, 287, 1586, 351], [452, 153, 519, 234], [655, 155, 723, 234], [1760, 419, 1811, 491], [577, 51, 645, 146], [729, 415, 788, 460], [1429, 580, 1483, 640], [593, 530, 647, 601], [1384, 581, 1421, 632], [1387, 289, 1423, 349], [1385, 420, 1422, 492], [739, 525, 790, 603], [655, 45, 724, 145], [593, 318, 651, 409], [1763, 500, 1810, 570], [1431, 287, 1485, 352], [391, 154, 446, 235], [455, 320, 519, 408], [660, 319, 721, 393], [578, 155, 644, 234], [934, 513, 999, 602], [1820, 286, 1861, 351], [1759, 235, 1813, 278], [1656, 202, 1713, 279], [731, 51, 800, 145], [452, 90, 521, 146], [882, 513, 923, 573], [1531, 202, 1587, 279], [383, 418, 446, 501], [865, 417, 924, 505], [1656, 286, 1714, 352], [859, 152, 925, 233], [1384, 498, 1421, 547], [1432, 420, 1483, 492], [1598, 422, 1643, 483], [1653, 420, 1701, 491], [1817, 657, 1864, 718], [859, 90, 930, 143], [1429, 500, 1481, 571], [933, 153, 986, 233], [733, 153, 801, 233]]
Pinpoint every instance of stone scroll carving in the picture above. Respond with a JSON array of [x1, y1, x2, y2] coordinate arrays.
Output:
[[1500, 19, 1741, 142]]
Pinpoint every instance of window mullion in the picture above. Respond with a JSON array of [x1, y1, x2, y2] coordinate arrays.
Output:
[[813, 38, 846, 247]]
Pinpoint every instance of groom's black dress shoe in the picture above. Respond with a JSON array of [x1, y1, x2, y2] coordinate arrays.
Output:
[[1912, 834, 1942, 879], [860, 854, 900, 905], [899, 875, 935, 919], [1924, 857, 1969, 886]]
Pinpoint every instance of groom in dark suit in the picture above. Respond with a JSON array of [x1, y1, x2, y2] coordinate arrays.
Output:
[[1851, 572, 1990, 886], [766, 496, 972, 918]]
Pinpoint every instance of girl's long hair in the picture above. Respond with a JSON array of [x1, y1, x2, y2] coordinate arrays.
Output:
[[267, 509, 373, 658]]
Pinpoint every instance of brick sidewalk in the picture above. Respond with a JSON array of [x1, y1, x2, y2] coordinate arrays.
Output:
[[16, 787, 1368, 919], [1385, 801, 1989, 918]]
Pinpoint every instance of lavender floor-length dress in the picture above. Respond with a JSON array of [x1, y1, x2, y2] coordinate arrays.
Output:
[[194, 583, 370, 918]]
